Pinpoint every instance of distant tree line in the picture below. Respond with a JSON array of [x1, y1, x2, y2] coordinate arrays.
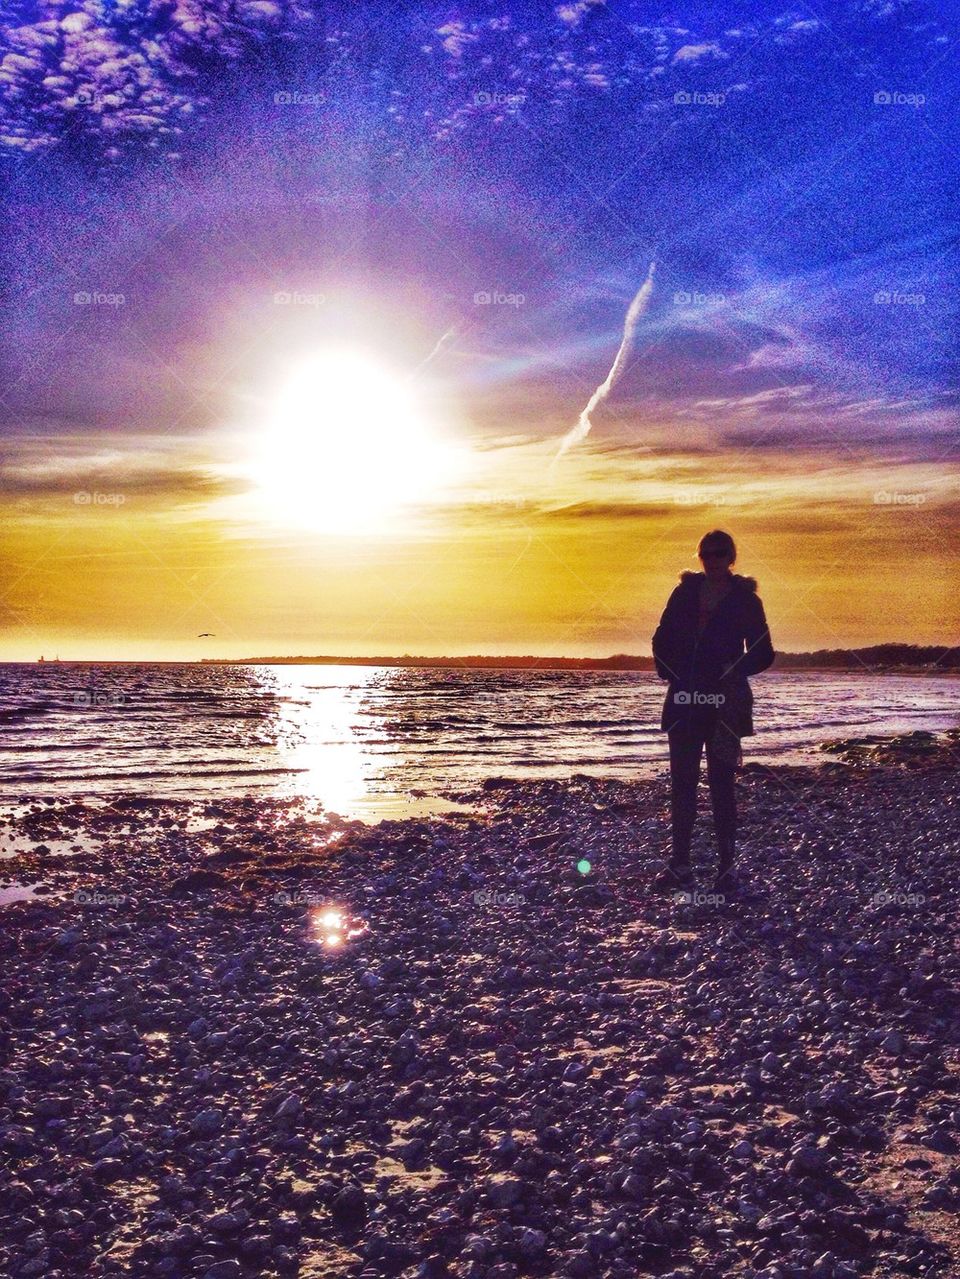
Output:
[[772, 645, 960, 670]]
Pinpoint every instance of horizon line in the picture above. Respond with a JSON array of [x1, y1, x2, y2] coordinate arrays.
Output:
[[14, 642, 960, 668]]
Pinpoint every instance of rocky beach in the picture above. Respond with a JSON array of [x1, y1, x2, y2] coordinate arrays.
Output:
[[2, 730, 959, 1279]]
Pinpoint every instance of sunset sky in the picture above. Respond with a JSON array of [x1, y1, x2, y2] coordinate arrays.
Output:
[[1, 1, 957, 660]]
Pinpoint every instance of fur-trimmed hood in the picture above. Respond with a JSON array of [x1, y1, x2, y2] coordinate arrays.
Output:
[[679, 570, 758, 593]]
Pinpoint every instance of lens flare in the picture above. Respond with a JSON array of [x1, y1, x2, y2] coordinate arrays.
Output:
[[308, 903, 369, 948]]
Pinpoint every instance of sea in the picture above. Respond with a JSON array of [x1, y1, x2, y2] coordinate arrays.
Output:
[[0, 664, 956, 819]]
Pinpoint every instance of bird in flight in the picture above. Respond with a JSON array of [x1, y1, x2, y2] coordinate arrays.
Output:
[[197, 633, 216, 637]]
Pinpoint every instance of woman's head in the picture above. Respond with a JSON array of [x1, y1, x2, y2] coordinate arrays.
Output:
[[697, 529, 736, 578]]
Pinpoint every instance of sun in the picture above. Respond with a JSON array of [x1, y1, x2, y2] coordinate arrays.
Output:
[[251, 348, 463, 534]]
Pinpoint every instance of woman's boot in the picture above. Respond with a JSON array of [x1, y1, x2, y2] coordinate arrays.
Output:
[[654, 829, 694, 890]]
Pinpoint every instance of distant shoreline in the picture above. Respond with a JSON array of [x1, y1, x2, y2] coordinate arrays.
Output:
[[11, 647, 960, 673]]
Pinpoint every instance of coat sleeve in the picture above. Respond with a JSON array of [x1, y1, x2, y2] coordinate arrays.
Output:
[[738, 594, 775, 677], [652, 586, 683, 681]]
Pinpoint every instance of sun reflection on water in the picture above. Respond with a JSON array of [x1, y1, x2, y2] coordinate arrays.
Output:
[[239, 665, 478, 821], [267, 666, 394, 817]]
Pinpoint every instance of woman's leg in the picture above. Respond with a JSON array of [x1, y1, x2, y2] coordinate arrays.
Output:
[[705, 743, 737, 874], [668, 725, 704, 868]]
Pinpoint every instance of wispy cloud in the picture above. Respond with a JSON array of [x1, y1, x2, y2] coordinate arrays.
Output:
[[0, 437, 247, 505]]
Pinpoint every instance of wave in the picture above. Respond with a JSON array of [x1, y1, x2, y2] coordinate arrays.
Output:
[[0, 667, 956, 801], [0, 764, 306, 784]]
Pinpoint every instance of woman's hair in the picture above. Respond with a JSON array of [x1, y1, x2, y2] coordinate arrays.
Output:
[[697, 529, 736, 562]]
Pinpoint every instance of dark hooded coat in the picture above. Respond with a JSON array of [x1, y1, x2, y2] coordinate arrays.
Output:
[[652, 571, 775, 736]]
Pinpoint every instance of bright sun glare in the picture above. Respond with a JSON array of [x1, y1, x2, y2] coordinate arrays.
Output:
[[253, 348, 463, 534]]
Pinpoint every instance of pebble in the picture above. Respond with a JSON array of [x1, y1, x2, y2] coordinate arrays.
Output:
[[483, 1176, 525, 1208], [202, 1263, 242, 1279], [275, 1093, 301, 1118], [190, 1109, 224, 1138]]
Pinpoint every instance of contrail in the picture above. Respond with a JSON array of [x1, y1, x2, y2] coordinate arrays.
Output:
[[425, 325, 457, 364], [408, 325, 458, 381], [554, 260, 656, 460]]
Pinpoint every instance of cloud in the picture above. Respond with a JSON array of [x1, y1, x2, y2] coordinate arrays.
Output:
[[0, 469, 242, 502], [2, 3, 946, 158], [693, 385, 815, 410], [539, 501, 676, 520], [435, 22, 480, 58], [555, 1, 606, 28], [731, 333, 822, 371], [672, 42, 728, 64], [587, 441, 657, 457], [721, 427, 823, 451], [0, 1, 311, 154], [0, 445, 246, 504]]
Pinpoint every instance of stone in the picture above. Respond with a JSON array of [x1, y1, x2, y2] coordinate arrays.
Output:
[[190, 1108, 224, 1138]]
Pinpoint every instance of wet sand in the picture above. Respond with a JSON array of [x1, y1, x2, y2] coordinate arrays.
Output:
[[1, 730, 959, 1278]]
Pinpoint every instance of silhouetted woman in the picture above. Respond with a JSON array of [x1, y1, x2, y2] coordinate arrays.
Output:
[[651, 530, 774, 892]]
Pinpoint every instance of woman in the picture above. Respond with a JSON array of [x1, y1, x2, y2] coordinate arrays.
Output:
[[651, 530, 774, 892]]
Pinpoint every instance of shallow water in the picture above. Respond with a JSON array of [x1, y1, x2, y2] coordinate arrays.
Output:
[[0, 664, 956, 819], [0, 883, 42, 906]]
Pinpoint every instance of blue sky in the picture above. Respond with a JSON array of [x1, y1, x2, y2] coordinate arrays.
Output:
[[2, 1, 955, 438]]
